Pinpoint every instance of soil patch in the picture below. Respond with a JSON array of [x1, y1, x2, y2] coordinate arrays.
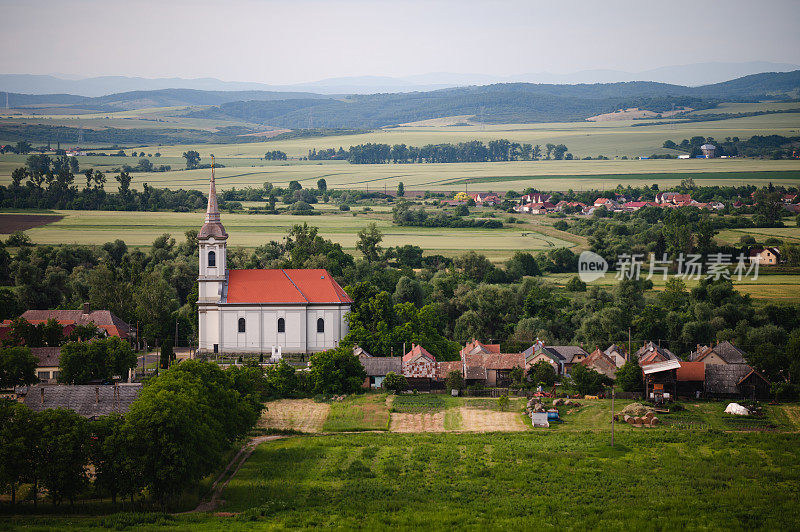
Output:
[[459, 407, 527, 432], [257, 399, 329, 433], [0, 213, 63, 234], [389, 412, 445, 432]]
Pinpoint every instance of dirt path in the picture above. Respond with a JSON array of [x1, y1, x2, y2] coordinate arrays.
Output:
[[186, 435, 285, 514], [257, 399, 330, 433], [389, 412, 445, 432], [459, 407, 527, 432]]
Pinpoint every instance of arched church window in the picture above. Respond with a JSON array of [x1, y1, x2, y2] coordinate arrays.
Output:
[[208, 250, 216, 267], [277, 317, 285, 333], [317, 318, 325, 333], [238, 317, 246, 333]]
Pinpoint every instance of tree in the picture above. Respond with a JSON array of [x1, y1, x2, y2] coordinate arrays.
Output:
[[383, 371, 407, 394], [569, 364, 607, 395], [160, 339, 173, 370], [397, 182, 405, 197], [288, 180, 302, 192], [308, 347, 366, 395], [89, 414, 139, 506], [266, 360, 298, 397], [0, 400, 37, 506], [0, 346, 38, 388], [38, 408, 89, 508], [317, 178, 327, 192], [394, 276, 424, 307], [527, 360, 557, 387], [565, 276, 587, 292], [59, 337, 137, 384], [115, 171, 132, 197], [182, 150, 201, 170], [445, 370, 464, 392], [356, 223, 383, 263], [615, 355, 643, 392], [125, 361, 259, 506]]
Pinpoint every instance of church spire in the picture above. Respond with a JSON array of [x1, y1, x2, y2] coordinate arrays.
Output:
[[198, 155, 228, 239]]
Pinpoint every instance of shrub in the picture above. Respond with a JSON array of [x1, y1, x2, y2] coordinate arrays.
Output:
[[565, 276, 587, 292], [497, 394, 510, 411], [383, 372, 408, 394], [445, 370, 464, 392]]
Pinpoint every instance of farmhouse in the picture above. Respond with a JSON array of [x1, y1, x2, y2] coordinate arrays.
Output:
[[635, 341, 679, 365], [197, 161, 351, 355], [748, 247, 780, 265], [31, 347, 61, 383], [525, 342, 589, 375], [580, 348, 618, 378]]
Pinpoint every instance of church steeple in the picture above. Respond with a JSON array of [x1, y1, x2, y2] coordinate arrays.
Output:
[[199, 155, 227, 240]]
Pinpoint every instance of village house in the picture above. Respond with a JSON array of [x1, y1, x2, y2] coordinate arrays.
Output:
[[514, 201, 555, 214], [524, 342, 589, 376], [635, 341, 679, 366], [197, 161, 352, 355], [593, 197, 618, 209], [655, 192, 692, 205], [521, 193, 551, 204], [17, 383, 142, 419], [470, 193, 501, 206], [603, 344, 628, 366], [686, 341, 770, 400], [402, 344, 438, 390], [0, 305, 134, 385], [580, 348, 618, 378], [748, 247, 781, 265]]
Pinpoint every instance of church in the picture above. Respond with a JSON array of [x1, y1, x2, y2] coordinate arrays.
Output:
[[197, 160, 352, 355]]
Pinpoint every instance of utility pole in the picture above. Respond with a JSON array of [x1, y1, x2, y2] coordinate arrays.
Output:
[[611, 385, 615, 447], [628, 327, 631, 362]]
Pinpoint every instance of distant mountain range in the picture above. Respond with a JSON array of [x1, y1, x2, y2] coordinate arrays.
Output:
[[2, 61, 799, 96]]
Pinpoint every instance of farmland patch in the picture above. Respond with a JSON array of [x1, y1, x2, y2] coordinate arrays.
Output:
[[257, 399, 329, 433]]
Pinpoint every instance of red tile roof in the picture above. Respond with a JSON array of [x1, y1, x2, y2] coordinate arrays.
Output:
[[226, 269, 352, 304], [20, 309, 131, 339], [677, 361, 705, 382], [403, 344, 435, 363]]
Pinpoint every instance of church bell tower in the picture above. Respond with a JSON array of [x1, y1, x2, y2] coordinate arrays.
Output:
[[198, 156, 227, 303]]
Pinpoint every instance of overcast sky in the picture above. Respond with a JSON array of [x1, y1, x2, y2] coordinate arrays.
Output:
[[1, 0, 799, 83]]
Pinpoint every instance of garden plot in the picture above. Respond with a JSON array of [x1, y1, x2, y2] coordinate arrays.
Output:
[[459, 406, 528, 432], [257, 399, 329, 433], [389, 412, 446, 432]]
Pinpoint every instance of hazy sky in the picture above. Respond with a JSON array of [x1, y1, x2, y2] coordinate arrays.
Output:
[[2, 0, 799, 83]]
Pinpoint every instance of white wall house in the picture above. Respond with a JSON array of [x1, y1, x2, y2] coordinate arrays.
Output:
[[197, 161, 351, 355]]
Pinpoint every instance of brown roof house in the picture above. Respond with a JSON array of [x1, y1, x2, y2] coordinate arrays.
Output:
[[688, 341, 770, 400], [635, 341, 679, 366], [581, 348, 619, 379], [524, 341, 589, 376], [402, 344, 438, 390], [748, 247, 780, 266], [31, 347, 62, 383]]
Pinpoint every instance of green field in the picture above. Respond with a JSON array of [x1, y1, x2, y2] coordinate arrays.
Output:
[[0, 210, 580, 260]]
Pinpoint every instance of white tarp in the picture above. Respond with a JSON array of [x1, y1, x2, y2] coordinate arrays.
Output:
[[724, 403, 750, 416]]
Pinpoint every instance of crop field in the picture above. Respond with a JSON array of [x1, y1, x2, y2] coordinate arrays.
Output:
[[2, 107, 800, 193], [0, 210, 579, 260]]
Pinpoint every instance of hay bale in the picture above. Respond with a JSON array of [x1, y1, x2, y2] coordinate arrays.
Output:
[[553, 398, 564, 406], [619, 402, 654, 418], [650, 417, 660, 426], [624, 415, 635, 425]]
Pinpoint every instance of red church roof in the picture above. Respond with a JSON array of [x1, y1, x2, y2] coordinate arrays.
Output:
[[226, 269, 352, 304]]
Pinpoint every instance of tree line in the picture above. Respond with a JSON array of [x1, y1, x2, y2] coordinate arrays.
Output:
[[663, 135, 800, 159], [307, 140, 571, 163]]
